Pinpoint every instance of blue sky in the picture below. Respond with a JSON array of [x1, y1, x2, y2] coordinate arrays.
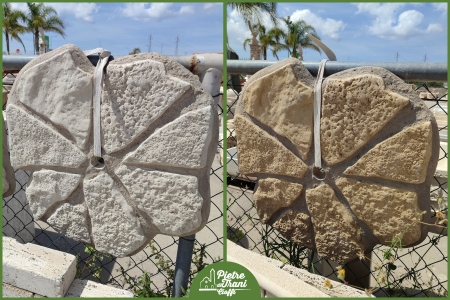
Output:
[[227, 2, 447, 62], [4, 3, 223, 57]]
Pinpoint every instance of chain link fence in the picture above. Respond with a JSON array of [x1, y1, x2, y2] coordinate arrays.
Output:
[[2, 70, 224, 297], [226, 64, 447, 297]]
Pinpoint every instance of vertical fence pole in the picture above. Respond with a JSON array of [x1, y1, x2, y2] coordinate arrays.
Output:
[[172, 234, 196, 297]]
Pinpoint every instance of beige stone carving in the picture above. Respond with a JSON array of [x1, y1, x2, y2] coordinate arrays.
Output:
[[234, 115, 308, 179], [253, 178, 303, 223], [336, 177, 421, 245], [306, 184, 365, 265], [321, 74, 409, 165], [344, 122, 433, 184], [243, 65, 314, 159], [272, 210, 314, 249]]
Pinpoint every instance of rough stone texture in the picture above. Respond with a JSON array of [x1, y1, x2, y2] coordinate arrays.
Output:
[[336, 177, 422, 245], [83, 172, 147, 257], [16, 49, 93, 149], [306, 184, 366, 265], [234, 115, 308, 178], [26, 169, 82, 220], [3, 236, 77, 297], [272, 210, 314, 249], [344, 122, 433, 184], [243, 64, 314, 159], [65, 279, 134, 297], [124, 106, 213, 168], [5, 45, 218, 257], [253, 178, 303, 223], [321, 74, 409, 165], [101, 59, 191, 153], [117, 165, 204, 236], [3, 283, 34, 297], [6, 105, 86, 169], [3, 116, 16, 197]]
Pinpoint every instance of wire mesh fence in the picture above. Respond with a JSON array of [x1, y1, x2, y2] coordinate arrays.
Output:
[[2, 70, 224, 297], [226, 66, 448, 297]]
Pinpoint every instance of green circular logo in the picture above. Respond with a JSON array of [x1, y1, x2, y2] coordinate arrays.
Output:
[[189, 261, 260, 299]]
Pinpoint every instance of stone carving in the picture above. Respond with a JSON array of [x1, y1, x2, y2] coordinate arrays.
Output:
[[234, 58, 439, 264], [6, 44, 218, 257], [2, 116, 15, 198]]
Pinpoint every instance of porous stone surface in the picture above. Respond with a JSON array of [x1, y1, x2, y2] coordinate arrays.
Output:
[[243, 64, 314, 159], [234, 115, 308, 178], [5, 44, 218, 257], [124, 106, 213, 168], [306, 184, 366, 265], [321, 74, 409, 165], [6, 105, 86, 169], [253, 178, 303, 223], [116, 165, 203, 235], [3, 236, 77, 297], [344, 122, 433, 184], [3, 116, 16, 197], [26, 170, 82, 220], [65, 279, 134, 297], [234, 59, 439, 264], [101, 59, 191, 153], [3, 283, 34, 297], [336, 177, 421, 245]]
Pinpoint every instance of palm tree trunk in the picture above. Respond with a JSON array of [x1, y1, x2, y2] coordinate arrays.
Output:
[[5, 32, 10, 54], [34, 31, 39, 55]]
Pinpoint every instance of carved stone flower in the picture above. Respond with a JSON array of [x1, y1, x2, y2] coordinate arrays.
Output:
[[234, 58, 439, 264], [6, 45, 218, 257]]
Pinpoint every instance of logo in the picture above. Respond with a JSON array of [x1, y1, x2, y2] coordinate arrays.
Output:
[[190, 262, 260, 299]]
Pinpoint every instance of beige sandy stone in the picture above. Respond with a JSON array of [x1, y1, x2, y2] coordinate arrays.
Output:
[[272, 210, 314, 249], [336, 177, 422, 245], [6, 105, 86, 169], [243, 64, 314, 159], [234, 115, 308, 179], [344, 122, 433, 184], [306, 184, 365, 265], [83, 173, 147, 257], [321, 74, 409, 165], [254, 178, 303, 223], [124, 106, 213, 169], [3, 117, 15, 197], [101, 59, 191, 154]]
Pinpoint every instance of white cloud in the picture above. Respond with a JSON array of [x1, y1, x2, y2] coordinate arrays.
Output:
[[290, 9, 346, 40], [47, 3, 99, 23], [432, 3, 447, 14], [354, 3, 443, 40], [203, 3, 221, 12], [121, 3, 194, 21]]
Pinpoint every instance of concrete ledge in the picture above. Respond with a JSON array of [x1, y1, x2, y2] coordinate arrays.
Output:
[[3, 237, 77, 297], [2, 283, 34, 298], [65, 279, 134, 298]]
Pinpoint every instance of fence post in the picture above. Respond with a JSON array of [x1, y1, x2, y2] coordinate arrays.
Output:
[[172, 234, 196, 297]]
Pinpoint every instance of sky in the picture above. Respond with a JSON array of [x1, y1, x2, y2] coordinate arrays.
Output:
[[227, 2, 447, 62], [4, 3, 223, 57]]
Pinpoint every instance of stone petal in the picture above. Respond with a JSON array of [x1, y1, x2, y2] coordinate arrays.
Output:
[[26, 170, 82, 220], [272, 209, 314, 249], [46, 195, 91, 244], [336, 178, 421, 245], [17, 49, 93, 149], [254, 178, 303, 223], [344, 122, 433, 184], [6, 105, 86, 169], [101, 60, 191, 153], [116, 165, 204, 236], [124, 106, 213, 168], [83, 172, 147, 257], [243, 64, 314, 159], [306, 184, 365, 265], [234, 115, 308, 179], [321, 74, 409, 165]]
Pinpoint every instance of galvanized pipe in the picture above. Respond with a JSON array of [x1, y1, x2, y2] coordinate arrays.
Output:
[[172, 234, 196, 298], [227, 60, 448, 82]]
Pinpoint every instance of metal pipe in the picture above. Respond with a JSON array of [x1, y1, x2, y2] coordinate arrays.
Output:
[[227, 60, 448, 82], [201, 68, 222, 106], [172, 234, 195, 298]]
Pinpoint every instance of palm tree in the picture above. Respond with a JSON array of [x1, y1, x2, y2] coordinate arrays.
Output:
[[129, 47, 141, 55], [275, 16, 322, 59], [2, 3, 27, 54], [243, 24, 283, 60], [228, 3, 278, 27], [25, 3, 65, 55]]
